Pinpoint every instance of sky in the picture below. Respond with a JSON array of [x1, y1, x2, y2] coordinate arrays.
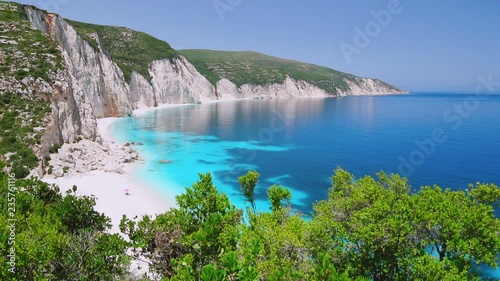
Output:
[[15, 0, 500, 92]]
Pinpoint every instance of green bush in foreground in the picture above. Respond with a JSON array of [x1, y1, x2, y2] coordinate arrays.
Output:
[[0, 168, 499, 280], [0, 174, 129, 280], [123, 169, 500, 281]]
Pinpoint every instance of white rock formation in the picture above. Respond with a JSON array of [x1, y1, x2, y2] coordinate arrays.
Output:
[[148, 56, 217, 104], [46, 140, 139, 178]]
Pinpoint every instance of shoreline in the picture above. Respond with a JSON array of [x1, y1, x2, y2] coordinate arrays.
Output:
[[132, 102, 196, 116], [42, 109, 179, 234], [40, 94, 408, 233]]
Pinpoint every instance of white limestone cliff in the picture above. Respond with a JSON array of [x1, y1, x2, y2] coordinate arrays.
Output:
[[340, 78, 404, 96], [148, 57, 217, 104]]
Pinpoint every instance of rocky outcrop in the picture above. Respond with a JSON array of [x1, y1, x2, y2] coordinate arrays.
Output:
[[216, 77, 330, 99], [340, 78, 404, 96], [46, 139, 139, 178], [24, 6, 217, 141], [129, 71, 155, 108], [148, 57, 217, 104]]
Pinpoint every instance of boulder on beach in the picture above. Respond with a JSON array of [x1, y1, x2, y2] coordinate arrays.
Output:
[[46, 139, 137, 177]]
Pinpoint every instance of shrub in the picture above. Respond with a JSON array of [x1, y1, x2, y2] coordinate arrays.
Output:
[[23, 153, 39, 169], [10, 162, 30, 178], [14, 69, 29, 80], [49, 143, 61, 154]]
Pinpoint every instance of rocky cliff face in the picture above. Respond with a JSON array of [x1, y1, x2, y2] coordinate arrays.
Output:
[[20, 5, 406, 160], [24, 6, 218, 144]]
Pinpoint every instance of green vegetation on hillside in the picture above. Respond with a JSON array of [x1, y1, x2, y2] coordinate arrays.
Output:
[[0, 2, 61, 178], [179, 49, 399, 94], [3, 168, 498, 280], [0, 93, 51, 178], [66, 19, 177, 83], [0, 1, 63, 82]]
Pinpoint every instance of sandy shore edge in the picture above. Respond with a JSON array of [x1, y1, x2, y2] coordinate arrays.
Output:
[[42, 107, 180, 234]]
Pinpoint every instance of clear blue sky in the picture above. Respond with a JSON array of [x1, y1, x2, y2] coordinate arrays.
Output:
[[16, 0, 500, 92]]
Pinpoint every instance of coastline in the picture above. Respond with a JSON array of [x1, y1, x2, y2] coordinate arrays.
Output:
[[39, 94, 408, 233], [132, 102, 196, 116], [42, 111, 177, 234]]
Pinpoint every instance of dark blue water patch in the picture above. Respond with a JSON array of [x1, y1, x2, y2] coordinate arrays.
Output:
[[477, 262, 500, 280], [198, 159, 217, 165], [110, 94, 500, 279]]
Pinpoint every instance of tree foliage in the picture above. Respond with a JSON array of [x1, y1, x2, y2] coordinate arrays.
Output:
[[0, 173, 129, 281], [310, 168, 500, 281], [266, 184, 291, 212], [238, 170, 260, 212], [121, 173, 243, 280], [2, 168, 499, 280], [122, 168, 499, 280]]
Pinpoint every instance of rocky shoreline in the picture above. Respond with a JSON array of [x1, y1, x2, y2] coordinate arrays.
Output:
[[44, 138, 140, 178]]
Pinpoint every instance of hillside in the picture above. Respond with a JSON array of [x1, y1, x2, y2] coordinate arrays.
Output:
[[0, 1, 61, 177], [64, 21, 403, 95], [66, 20, 177, 82], [179, 49, 401, 94], [63, 18, 404, 96]]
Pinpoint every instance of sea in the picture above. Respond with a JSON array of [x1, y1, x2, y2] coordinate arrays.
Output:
[[110, 92, 500, 278]]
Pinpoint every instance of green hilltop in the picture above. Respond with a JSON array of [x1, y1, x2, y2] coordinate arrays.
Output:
[[0, 1, 63, 81], [179, 49, 396, 94], [66, 19, 177, 83]]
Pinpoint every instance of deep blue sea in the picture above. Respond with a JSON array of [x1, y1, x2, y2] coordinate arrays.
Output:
[[110, 93, 500, 278]]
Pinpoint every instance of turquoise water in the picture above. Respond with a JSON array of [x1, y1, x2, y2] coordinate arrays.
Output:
[[110, 93, 500, 278]]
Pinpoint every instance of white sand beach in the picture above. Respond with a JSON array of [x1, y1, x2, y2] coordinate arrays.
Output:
[[43, 168, 175, 233], [43, 115, 177, 233], [132, 102, 192, 116]]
